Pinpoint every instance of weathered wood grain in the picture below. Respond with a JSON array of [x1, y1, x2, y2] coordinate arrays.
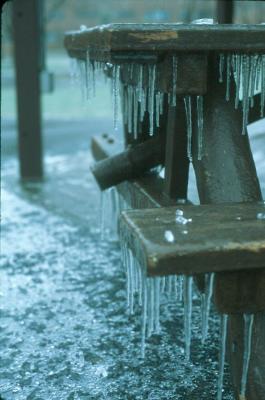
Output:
[[119, 204, 265, 276], [64, 23, 265, 55]]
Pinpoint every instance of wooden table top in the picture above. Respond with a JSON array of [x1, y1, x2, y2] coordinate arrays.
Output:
[[65, 23, 265, 57]]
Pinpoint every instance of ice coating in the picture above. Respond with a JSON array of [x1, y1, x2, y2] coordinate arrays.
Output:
[[219, 52, 265, 133], [164, 230, 175, 242], [240, 314, 254, 398], [217, 314, 228, 400]]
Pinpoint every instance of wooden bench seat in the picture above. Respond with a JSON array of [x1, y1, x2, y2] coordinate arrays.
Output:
[[119, 203, 265, 276]]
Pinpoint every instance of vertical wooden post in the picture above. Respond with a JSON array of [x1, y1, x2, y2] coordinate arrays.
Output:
[[192, 55, 265, 400], [216, 0, 234, 24], [13, 0, 43, 180], [164, 100, 189, 200]]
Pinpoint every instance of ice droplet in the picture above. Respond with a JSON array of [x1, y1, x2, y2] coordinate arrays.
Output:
[[257, 212, 265, 220], [164, 230, 175, 242]]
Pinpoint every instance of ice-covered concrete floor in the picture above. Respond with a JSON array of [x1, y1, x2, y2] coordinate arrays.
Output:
[[1, 117, 264, 400]]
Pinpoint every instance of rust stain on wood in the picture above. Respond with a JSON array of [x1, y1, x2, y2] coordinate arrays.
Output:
[[129, 31, 179, 42]]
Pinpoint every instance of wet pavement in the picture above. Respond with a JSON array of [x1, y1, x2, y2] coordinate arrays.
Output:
[[1, 117, 264, 400]]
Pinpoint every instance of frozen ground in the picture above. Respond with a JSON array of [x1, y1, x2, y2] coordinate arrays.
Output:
[[1, 122, 238, 400]]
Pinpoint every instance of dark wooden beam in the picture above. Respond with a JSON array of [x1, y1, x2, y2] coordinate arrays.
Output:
[[64, 24, 265, 57], [192, 54, 265, 399], [164, 100, 190, 200], [216, 0, 234, 24], [13, 0, 43, 180]]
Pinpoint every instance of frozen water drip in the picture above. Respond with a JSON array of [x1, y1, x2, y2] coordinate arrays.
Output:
[[113, 65, 121, 130], [165, 230, 175, 242], [183, 276, 193, 362], [226, 54, 231, 102], [201, 273, 215, 344], [196, 95, 204, 160], [218, 52, 265, 134], [148, 64, 157, 136], [240, 314, 254, 399], [184, 96, 193, 162], [217, 314, 228, 400]]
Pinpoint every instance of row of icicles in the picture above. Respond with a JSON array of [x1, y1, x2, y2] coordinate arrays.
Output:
[[71, 51, 265, 162], [100, 187, 256, 400]]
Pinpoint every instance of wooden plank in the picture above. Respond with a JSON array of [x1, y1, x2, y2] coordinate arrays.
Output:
[[119, 204, 265, 276], [64, 24, 265, 55]]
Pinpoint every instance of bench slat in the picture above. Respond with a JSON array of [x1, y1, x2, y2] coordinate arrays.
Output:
[[119, 203, 265, 276]]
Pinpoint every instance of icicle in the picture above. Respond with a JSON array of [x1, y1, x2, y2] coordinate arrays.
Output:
[[147, 278, 155, 337], [256, 55, 261, 91], [91, 60, 96, 97], [133, 89, 139, 140], [159, 92, 164, 115], [172, 275, 178, 298], [249, 55, 257, 107], [124, 247, 131, 310], [128, 250, 135, 314], [109, 187, 118, 234], [240, 314, 254, 399], [234, 54, 241, 109], [196, 95, 204, 161], [128, 85, 133, 134], [113, 65, 120, 130], [219, 54, 225, 83], [122, 85, 128, 127], [184, 96, 193, 162], [226, 54, 231, 101], [217, 314, 228, 400], [160, 276, 166, 293], [166, 276, 174, 297], [155, 93, 161, 128], [148, 64, 156, 136], [201, 273, 214, 343], [154, 277, 161, 333], [84, 51, 90, 99], [261, 55, 265, 117], [140, 85, 147, 122], [177, 275, 183, 301], [137, 64, 143, 102], [141, 275, 147, 358], [171, 55, 178, 107], [242, 55, 251, 135], [183, 276, 193, 362], [136, 259, 143, 306]]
